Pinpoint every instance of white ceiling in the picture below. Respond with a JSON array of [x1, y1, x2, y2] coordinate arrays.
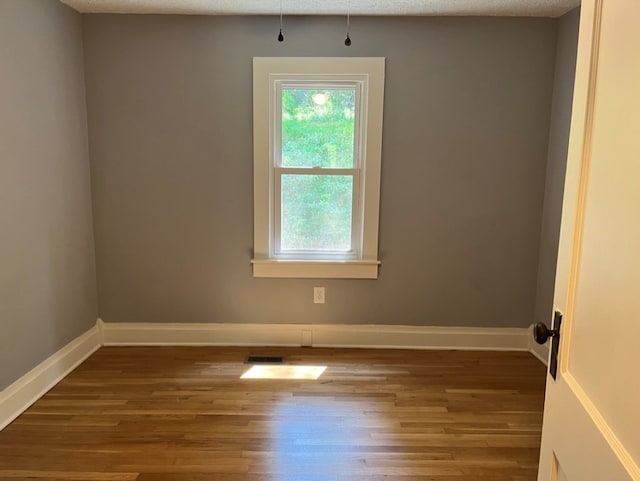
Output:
[[60, 0, 580, 18]]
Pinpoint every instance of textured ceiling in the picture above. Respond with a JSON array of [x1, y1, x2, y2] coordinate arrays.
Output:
[[59, 0, 580, 17]]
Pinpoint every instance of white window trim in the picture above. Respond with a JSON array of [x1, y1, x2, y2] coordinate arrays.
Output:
[[252, 57, 385, 279]]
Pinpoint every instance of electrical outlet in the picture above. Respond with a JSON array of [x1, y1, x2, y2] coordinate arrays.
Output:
[[313, 287, 325, 304]]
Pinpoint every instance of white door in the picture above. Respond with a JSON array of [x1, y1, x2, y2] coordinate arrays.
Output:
[[537, 0, 640, 480]]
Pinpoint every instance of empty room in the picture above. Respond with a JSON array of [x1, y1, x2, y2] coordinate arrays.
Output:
[[1, 0, 639, 480]]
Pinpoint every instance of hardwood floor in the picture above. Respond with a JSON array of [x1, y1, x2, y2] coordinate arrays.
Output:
[[0, 347, 546, 480]]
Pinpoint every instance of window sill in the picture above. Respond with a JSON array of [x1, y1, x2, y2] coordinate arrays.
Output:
[[251, 259, 380, 279]]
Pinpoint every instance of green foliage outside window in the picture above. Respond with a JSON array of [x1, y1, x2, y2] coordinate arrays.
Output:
[[281, 88, 355, 168], [280, 88, 356, 251]]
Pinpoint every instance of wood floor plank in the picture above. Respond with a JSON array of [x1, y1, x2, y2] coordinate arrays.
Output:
[[0, 346, 546, 480]]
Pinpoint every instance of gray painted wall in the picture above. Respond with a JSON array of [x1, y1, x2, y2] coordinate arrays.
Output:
[[83, 14, 558, 327], [533, 8, 580, 327], [0, 0, 98, 389]]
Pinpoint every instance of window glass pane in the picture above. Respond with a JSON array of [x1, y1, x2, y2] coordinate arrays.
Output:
[[281, 88, 355, 168], [281, 175, 353, 251]]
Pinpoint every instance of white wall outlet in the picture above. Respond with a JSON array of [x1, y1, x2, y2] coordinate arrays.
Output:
[[313, 287, 325, 304]]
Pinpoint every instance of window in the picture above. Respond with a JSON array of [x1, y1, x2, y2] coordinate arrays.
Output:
[[252, 58, 385, 279]]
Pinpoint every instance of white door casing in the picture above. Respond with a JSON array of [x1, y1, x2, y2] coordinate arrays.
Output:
[[537, 1, 640, 480]]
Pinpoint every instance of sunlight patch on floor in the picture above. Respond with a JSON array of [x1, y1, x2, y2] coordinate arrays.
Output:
[[241, 365, 327, 380]]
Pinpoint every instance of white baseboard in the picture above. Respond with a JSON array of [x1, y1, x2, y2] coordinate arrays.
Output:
[[0, 322, 103, 431], [1, 319, 546, 432], [529, 330, 551, 366], [102, 321, 531, 351]]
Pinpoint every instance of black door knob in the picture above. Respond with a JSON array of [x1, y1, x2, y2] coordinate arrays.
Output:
[[533, 322, 558, 344]]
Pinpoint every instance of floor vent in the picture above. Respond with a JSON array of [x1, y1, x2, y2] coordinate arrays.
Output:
[[246, 356, 284, 364]]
